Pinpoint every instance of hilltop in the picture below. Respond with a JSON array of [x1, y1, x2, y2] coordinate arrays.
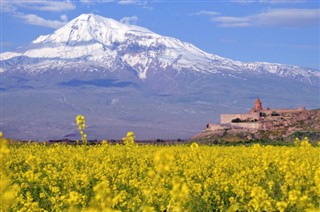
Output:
[[193, 99, 320, 143]]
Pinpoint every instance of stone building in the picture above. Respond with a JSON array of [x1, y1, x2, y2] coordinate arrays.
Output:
[[196, 99, 313, 141], [220, 98, 305, 126], [250, 98, 262, 113]]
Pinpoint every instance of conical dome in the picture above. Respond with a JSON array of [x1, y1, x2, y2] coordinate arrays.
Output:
[[254, 98, 262, 110]]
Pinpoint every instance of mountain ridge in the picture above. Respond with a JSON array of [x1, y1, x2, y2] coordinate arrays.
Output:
[[1, 13, 319, 82]]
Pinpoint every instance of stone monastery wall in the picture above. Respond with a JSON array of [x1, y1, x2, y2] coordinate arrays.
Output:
[[230, 122, 260, 129], [263, 108, 305, 115], [219, 99, 305, 125], [221, 113, 260, 124]]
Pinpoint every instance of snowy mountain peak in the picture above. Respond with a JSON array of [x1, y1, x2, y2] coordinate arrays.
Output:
[[32, 13, 156, 45], [1, 13, 319, 83]]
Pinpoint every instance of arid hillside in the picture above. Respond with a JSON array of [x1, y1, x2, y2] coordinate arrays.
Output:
[[193, 109, 320, 143]]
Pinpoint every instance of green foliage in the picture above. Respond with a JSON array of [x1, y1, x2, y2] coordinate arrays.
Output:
[[231, 118, 242, 123], [260, 112, 266, 117]]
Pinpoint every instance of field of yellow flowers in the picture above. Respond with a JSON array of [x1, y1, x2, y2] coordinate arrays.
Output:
[[1, 132, 319, 211]]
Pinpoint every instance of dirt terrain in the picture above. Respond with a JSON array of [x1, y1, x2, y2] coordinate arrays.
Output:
[[193, 109, 320, 143]]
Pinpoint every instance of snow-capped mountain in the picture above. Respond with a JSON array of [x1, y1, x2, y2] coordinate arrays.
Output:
[[0, 14, 319, 140], [1, 13, 319, 81]]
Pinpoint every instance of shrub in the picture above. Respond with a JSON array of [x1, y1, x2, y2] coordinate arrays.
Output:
[[231, 118, 242, 123], [271, 111, 280, 116], [260, 112, 266, 117]]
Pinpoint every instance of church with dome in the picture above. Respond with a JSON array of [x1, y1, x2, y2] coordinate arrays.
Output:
[[220, 98, 305, 126]]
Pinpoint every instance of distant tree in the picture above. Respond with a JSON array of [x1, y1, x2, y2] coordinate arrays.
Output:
[[231, 118, 242, 123], [260, 112, 266, 117]]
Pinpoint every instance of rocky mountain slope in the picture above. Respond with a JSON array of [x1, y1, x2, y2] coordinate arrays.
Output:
[[193, 109, 320, 143], [0, 14, 319, 140]]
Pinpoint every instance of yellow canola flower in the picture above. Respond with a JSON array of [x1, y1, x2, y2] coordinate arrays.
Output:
[[122, 131, 135, 146], [190, 142, 199, 150], [1, 137, 320, 211], [75, 114, 87, 144]]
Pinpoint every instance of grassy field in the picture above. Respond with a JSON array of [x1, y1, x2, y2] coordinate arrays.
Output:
[[1, 133, 320, 211]]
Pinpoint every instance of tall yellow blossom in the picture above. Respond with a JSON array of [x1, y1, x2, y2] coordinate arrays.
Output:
[[122, 131, 135, 146], [75, 114, 87, 144]]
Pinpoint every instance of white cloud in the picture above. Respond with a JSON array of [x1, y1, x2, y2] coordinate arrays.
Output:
[[80, 0, 114, 4], [194, 10, 220, 16], [256, 9, 319, 26], [1, 0, 16, 13], [118, 0, 151, 9], [118, 0, 140, 5], [232, 0, 305, 4], [1, 0, 73, 29], [211, 8, 320, 27], [18, 13, 67, 29], [25, 1, 75, 11], [259, 0, 306, 4], [60, 14, 68, 22], [80, 0, 94, 3], [120, 16, 139, 25], [212, 16, 251, 27], [1, 0, 76, 12], [230, 0, 256, 4], [79, 0, 151, 9]]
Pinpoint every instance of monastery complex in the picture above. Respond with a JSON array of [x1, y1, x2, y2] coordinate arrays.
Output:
[[206, 98, 306, 131], [194, 99, 320, 142], [220, 98, 305, 127]]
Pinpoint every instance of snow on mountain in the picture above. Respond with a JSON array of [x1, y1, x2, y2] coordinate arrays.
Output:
[[1, 13, 319, 82], [32, 13, 155, 45]]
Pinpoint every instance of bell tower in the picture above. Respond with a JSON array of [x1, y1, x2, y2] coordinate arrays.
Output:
[[254, 98, 262, 111]]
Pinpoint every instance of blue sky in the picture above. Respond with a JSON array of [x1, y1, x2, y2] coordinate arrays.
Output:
[[1, 0, 319, 68]]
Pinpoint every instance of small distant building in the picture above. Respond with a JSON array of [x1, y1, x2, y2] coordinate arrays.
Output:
[[220, 98, 305, 127], [250, 98, 262, 113]]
